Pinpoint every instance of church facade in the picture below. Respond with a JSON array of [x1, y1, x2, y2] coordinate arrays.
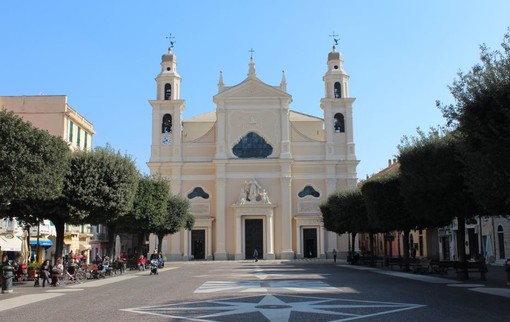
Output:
[[148, 45, 359, 261]]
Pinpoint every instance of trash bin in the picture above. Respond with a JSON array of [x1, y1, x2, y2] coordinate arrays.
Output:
[[505, 259, 510, 285], [2, 263, 14, 293]]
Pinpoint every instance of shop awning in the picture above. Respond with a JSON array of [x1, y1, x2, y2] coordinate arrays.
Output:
[[29, 238, 54, 247], [0, 235, 22, 252], [79, 242, 91, 251]]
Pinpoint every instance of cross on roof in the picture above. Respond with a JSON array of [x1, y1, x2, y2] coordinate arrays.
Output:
[[166, 33, 176, 48], [329, 32, 339, 46], [249, 48, 255, 59]]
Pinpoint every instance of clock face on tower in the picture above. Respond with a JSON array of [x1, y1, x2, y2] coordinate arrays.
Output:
[[161, 136, 172, 144]]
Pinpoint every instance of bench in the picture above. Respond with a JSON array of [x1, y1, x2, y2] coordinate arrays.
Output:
[[389, 257, 403, 269], [429, 260, 454, 275], [452, 261, 487, 280]]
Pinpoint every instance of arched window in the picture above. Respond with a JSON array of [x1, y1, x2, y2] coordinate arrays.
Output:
[[164, 83, 172, 100], [334, 82, 342, 98], [334, 113, 345, 133], [298, 185, 320, 198], [232, 132, 273, 158], [162, 114, 172, 133], [187, 187, 209, 199]]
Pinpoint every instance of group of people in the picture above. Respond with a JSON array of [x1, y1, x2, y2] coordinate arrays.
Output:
[[137, 251, 164, 270]]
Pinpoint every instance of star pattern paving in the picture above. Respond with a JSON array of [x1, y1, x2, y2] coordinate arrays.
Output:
[[123, 294, 425, 321]]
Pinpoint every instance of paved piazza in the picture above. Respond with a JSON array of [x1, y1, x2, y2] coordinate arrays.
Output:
[[1, 261, 508, 321], [123, 263, 425, 321], [123, 294, 424, 321]]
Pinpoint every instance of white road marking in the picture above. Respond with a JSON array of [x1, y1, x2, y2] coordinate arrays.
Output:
[[0, 293, 65, 312]]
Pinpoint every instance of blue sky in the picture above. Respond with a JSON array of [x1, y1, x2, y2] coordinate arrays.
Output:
[[1, 1, 509, 180]]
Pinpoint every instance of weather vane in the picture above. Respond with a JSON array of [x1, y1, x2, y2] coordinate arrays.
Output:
[[166, 33, 176, 49], [329, 32, 339, 46]]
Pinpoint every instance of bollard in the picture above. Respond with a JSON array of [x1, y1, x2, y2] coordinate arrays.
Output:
[[2, 263, 15, 293], [505, 259, 510, 285]]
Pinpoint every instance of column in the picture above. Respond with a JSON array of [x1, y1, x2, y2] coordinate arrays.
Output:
[[234, 214, 243, 260], [214, 172, 227, 260], [207, 223, 213, 260], [182, 229, 189, 260], [169, 232, 181, 261], [295, 224, 302, 259], [280, 168, 294, 259], [319, 226, 326, 259], [266, 213, 275, 259]]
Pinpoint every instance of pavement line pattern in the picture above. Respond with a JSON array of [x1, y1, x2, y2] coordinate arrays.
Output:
[[0, 293, 64, 312], [339, 264, 510, 298], [123, 294, 425, 321], [194, 280, 342, 294], [468, 287, 510, 298], [376, 270, 462, 284], [66, 274, 139, 288]]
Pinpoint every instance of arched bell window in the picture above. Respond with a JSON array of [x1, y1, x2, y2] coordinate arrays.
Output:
[[164, 83, 172, 100], [333, 113, 345, 133], [162, 114, 172, 133], [334, 82, 342, 98]]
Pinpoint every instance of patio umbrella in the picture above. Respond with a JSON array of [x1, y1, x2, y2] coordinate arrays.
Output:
[[20, 230, 30, 264]]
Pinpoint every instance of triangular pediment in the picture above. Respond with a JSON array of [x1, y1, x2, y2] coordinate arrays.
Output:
[[214, 78, 291, 100]]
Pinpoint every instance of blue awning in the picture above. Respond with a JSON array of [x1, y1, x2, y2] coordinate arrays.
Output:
[[29, 239, 53, 247]]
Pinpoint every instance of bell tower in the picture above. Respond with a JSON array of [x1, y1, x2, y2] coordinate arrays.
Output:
[[320, 42, 356, 162], [149, 43, 185, 164]]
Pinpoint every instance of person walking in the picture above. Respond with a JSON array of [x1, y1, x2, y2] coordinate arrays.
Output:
[[333, 249, 337, 263], [253, 249, 259, 262]]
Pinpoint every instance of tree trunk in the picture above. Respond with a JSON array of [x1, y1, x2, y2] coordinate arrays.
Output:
[[157, 234, 164, 253], [107, 223, 117, 259], [51, 216, 65, 263], [457, 217, 469, 279], [402, 229, 411, 271], [137, 232, 146, 258], [369, 233, 375, 266]]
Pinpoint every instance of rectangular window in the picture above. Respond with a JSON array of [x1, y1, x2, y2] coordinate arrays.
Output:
[[77, 127, 81, 147], [68, 121, 74, 143], [65, 223, 69, 232], [84, 132, 88, 150]]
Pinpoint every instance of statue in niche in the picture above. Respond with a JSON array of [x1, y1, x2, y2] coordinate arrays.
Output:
[[236, 179, 271, 205], [261, 189, 271, 204], [246, 179, 262, 202], [238, 188, 247, 205]]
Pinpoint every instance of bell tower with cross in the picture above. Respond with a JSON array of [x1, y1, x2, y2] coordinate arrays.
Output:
[[149, 33, 185, 164], [321, 32, 357, 162]]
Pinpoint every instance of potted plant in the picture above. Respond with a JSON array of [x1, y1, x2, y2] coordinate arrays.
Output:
[[27, 261, 42, 280]]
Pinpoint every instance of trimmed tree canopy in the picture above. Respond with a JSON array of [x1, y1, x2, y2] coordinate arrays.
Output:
[[0, 109, 69, 209], [438, 31, 510, 214]]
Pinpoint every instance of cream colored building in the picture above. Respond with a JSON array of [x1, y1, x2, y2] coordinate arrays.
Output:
[[148, 46, 359, 261], [0, 95, 95, 261]]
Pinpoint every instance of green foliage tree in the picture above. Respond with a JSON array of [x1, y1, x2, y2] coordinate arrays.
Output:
[[0, 110, 71, 259], [154, 194, 195, 254], [320, 188, 368, 261], [66, 145, 139, 258], [398, 129, 480, 274], [438, 31, 510, 215], [118, 175, 169, 257], [361, 170, 415, 267], [0, 110, 69, 212]]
